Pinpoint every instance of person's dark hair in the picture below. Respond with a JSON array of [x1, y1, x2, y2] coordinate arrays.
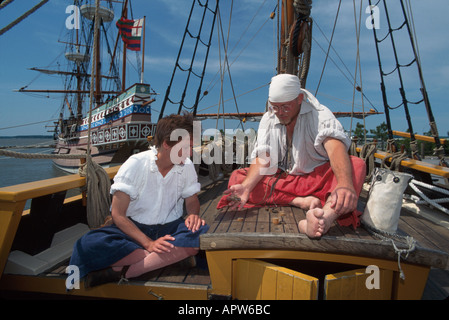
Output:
[[153, 112, 194, 148]]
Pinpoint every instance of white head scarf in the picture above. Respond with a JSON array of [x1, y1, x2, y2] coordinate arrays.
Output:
[[268, 74, 301, 103]]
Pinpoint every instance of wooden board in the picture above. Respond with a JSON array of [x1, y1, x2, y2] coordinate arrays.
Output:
[[201, 204, 449, 270]]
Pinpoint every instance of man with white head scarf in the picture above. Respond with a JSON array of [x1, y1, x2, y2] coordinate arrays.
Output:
[[217, 74, 366, 238]]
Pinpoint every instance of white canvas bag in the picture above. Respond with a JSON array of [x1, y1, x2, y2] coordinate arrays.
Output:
[[362, 167, 413, 234], [361, 167, 416, 280]]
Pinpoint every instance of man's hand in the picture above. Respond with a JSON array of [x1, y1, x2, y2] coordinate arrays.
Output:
[[329, 186, 357, 215], [223, 184, 250, 211]]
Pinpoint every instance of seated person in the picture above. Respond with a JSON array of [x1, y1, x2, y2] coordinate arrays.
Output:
[[69, 113, 209, 288], [217, 74, 366, 238]]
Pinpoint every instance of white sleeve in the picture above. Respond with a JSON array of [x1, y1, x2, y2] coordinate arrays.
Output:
[[314, 118, 351, 157], [250, 113, 273, 161], [181, 159, 201, 198], [110, 155, 143, 200]]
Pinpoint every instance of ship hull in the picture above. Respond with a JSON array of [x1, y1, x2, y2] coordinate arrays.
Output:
[[52, 83, 156, 173]]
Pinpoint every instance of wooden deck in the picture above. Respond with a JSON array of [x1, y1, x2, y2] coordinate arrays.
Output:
[[199, 179, 449, 267]]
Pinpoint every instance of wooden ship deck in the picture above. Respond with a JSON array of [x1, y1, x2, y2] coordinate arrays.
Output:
[[0, 167, 448, 300]]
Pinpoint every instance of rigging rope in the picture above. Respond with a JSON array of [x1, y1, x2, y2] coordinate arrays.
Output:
[[0, 0, 14, 10], [0, 149, 86, 160], [0, 0, 49, 36], [350, 0, 367, 141], [314, 0, 341, 96]]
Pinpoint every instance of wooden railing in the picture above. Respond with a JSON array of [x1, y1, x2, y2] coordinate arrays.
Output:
[[356, 147, 449, 179], [0, 165, 121, 277]]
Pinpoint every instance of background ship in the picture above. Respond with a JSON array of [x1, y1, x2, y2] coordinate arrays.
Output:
[[18, 1, 156, 173]]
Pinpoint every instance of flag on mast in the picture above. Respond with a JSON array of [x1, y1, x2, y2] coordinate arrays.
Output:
[[116, 17, 144, 51]]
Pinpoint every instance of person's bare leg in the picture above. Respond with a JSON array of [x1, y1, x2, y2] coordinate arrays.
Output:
[[114, 247, 198, 279], [289, 196, 321, 210]]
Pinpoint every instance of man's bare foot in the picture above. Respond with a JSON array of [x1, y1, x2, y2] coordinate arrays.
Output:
[[298, 208, 328, 238], [289, 196, 321, 210]]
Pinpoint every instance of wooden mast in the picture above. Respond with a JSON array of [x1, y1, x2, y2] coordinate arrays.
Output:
[[75, 5, 82, 118], [121, 0, 128, 92], [279, 0, 296, 74], [140, 16, 146, 83], [95, 18, 102, 104]]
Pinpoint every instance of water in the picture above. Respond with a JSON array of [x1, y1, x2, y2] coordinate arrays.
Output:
[[0, 137, 67, 188]]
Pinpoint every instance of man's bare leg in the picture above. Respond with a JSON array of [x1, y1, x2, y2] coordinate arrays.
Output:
[[289, 196, 321, 210], [298, 199, 338, 238]]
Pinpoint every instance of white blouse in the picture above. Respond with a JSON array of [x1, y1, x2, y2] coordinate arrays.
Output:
[[250, 88, 351, 175], [110, 147, 201, 225]]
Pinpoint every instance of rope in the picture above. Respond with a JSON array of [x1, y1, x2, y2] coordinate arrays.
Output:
[[0, 149, 86, 159], [0, 0, 15, 10], [359, 142, 377, 182], [0, 0, 49, 36], [314, 0, 341, 96], [293, 0, 312, 16], [408, 179, 449, 216], [363, 221, 416, 280], [381, 151, 407, 171], [79, 155, 111, 229]]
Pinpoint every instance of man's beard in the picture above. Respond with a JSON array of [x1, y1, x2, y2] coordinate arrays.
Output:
[[278, 117, 293, 125]]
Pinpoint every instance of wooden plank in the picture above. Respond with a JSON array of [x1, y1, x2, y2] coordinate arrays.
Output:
[[324, 268, 393, 300], [206, 208, 227, 234], [275, 270, 294, 299], [280, 208, 299, 234], [392, 130, 446, 144], [232, 259, 318, 300], [183, 268, 210, 285], [228, 210, 246, 233], [399, 209, 449, 253], [290, 206, 306, 231], [198, 180, 228, 226], [360, 149, 449, 178], [152, 265, 187, 283], [200, 232, 449, 269], [213, 209, 236, 234], [0, 166, 119, 203], [0, 201, 27, 277], [256, 208, 270, 233], [241, 208, 258, 233]]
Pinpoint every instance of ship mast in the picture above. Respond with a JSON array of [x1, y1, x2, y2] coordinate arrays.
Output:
[[80, 3, 114, 104], [120, 0, 128, 92], [278, 0, 312, 86]]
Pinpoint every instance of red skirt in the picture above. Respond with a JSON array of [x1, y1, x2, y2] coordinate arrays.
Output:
[[217, 156, 367, 229]]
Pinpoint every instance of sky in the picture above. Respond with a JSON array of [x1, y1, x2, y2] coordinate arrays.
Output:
[[0, 0, 448, 139]]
